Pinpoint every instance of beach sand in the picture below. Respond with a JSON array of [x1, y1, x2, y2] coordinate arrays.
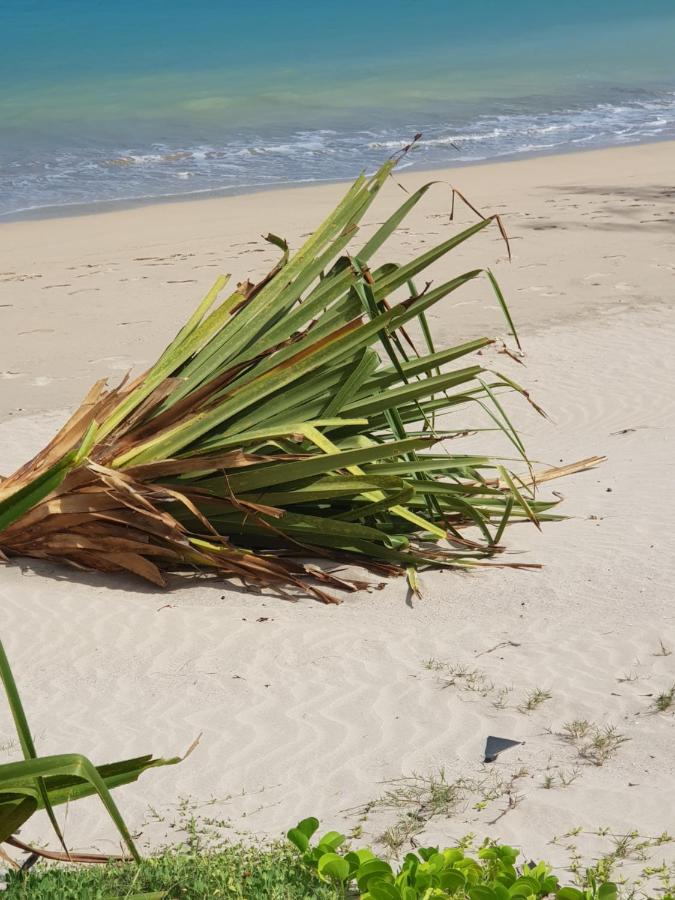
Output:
[[1, 142, 674, 881]]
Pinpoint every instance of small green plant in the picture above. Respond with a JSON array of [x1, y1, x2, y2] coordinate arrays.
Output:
[[425, 661, 557, 714], [559, 768, 582, 787], [562, 720, 592, 741], [542, 771, 556, 790], [561, 721, 627, 767], [541, 768, 580, 790], [492, 686, 512, 709], [379, 818, 424, 856], [582, 727, 628, 766], [551, 827, 675, 897], [653, 684, 675, 713], [378, 769, 465, 820], [427, 661, 495, 697], [519, 687, 553, 713], [287, 817, 620, 899], [423, 658, 446, 672]]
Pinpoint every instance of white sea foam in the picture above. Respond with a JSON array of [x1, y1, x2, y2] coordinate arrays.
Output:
[[2, 90, 675, 217]]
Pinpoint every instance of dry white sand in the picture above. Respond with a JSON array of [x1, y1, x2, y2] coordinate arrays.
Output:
[[1, 142, 674, 883]]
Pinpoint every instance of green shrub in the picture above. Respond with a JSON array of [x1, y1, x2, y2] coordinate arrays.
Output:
[[2, 842, 339, 899], [287, 817, 623, 900], [4, 822, 672, 899]]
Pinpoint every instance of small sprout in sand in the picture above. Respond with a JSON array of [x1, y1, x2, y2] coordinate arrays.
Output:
[[612, 832, 642, 861], [463, 672, 495, 696], [558, 767, 581, 787], [541, 767, 581, 789], [562, 719, 592, 741], [561, 720, 627, 766], [582, 725, 628, 766], [652, 684, 675, 713], [378, 817, 423, 856], [456, 833, 476, 852], [427, 660, 495, 697], [442, 664, 494, 696], [492, 686, 512, 709], [542, 771, 556, 790], [518, 687, 553, 713], [0, 736, 20, 755], [423, 657, 446, 672], [654, 639, 673, 657], [617, 670, 641, 683], [486, 769, 528, 826]]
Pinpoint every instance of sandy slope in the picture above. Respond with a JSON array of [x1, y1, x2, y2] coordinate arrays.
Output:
[[1, 142, 674, 884]]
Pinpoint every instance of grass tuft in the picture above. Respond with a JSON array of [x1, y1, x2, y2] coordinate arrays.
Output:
[[652, 684, 675, 713], [518, 687, 552, 713], [3, 842, 338, 899], [561, 720, 628, 766]]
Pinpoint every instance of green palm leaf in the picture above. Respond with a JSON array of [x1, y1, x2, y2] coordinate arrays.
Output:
[[0, 639, 182, 862], [0, 151, 600, 601]]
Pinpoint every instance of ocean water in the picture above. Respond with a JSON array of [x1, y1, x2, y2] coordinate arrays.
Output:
[[1, 0, 674, 217]]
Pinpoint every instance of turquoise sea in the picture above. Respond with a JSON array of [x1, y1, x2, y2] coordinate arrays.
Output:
[[2, 0, 675, 217]]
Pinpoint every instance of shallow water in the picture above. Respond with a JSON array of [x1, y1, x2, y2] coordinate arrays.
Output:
[[2, 0, 674, 216]]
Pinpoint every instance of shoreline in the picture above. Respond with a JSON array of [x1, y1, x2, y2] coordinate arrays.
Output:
[[2, 135, 674, 224], [2, 139, 673, 422]]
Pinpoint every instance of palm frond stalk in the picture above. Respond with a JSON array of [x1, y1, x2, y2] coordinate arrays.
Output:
[[0, 638, 184, 864], [0, 156, 586, 602]]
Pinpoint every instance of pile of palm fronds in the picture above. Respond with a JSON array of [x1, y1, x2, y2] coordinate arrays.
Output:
[[0, 154, 599, 602]]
